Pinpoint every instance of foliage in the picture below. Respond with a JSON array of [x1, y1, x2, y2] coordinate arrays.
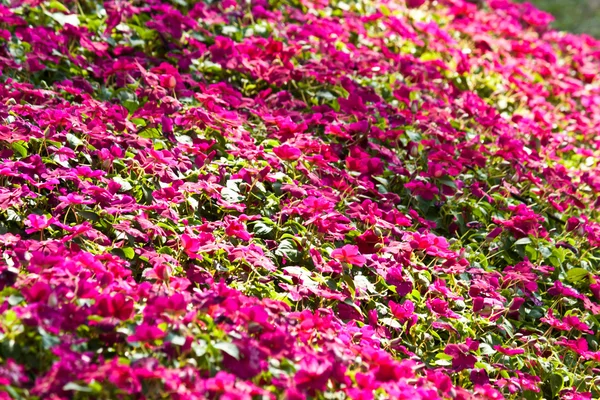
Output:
[[519, 0, 600, 37], [0, 0, 600, 399]]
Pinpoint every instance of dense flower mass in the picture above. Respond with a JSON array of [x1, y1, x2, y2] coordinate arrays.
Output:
[[0, 0, 600, 398]]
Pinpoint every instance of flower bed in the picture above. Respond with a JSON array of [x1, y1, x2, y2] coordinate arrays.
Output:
[[0, 0, 600, 399]]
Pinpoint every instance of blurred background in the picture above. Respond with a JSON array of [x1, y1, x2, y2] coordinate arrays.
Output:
[[520, 0, 600, 37]]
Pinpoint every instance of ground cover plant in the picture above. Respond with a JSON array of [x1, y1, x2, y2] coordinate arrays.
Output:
[[1, 0, 600, 398]]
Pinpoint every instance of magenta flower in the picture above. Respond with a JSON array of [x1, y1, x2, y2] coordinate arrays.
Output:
[[181, 233, 201, 253], [24, 214, 55, 234], [180, 233, 213, 259], [331, 245, 366, 266], [444, 338, 479, 371], [294, 355, 333, 392], [385, 267, 413, 296], [493, 204, 548, 239], [494, 345, 525, 356], [128, 324, 166, 343], [470, 369, 489, 387], [96, 293, 134, 321], [406, 0, 427, 8], [0, 359, 28, 386], [404, 180, 439, 201], [389, 300, 418, 328], [225, 220, 251, 241], [273, 144, 302, 161], [591, 280, 600, 301], [57, 193, 94, 205], [302, 196, 334, 214], [426, 298, 459, 319]]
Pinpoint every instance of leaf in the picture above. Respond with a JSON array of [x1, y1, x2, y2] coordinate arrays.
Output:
[[122, 247, 136, 259], [168, 334, 187, 346], [39, 328, 60, 349], [379, 317, 401, 329], [275, 239, 298, 260], [214, 342, 239, 360], [566, 268, 589, 283], [139, 128, 162, 139], [379, 4, 391, 16], [49, 12, 79, 26], [66, 133, 84, 147], [221, 182, 244, 203], [549, 374, 564, 398], [76, 210, 99, 222], [514, 237, 532, 246], [316, 91, 336, 101], [11, 141, 28, 157], [63, 382, 92, 392], [439, 179, 456, 189], [479, 343, 496, 355], [49, 1, 69, 12], [7, 294, 24, 306]]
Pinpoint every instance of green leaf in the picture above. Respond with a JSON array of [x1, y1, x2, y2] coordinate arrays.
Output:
[[112, 176, 133, 192], [76, 210, 100, 222], [7, 294, 23, 306], [379, 4, 391, 16], [275, 239, 299, 260], [549, 374, 564, 398], [49, 12, 80, 26], [39, 328, 60, 349], [253, 221, 274, 236], [514, 237, 532, 246], [566, 268, 589, 283], [439, 179, 457, 189], [66, 133, 84, 147], [139, 128, 162, 139], [122, 247, 136, 259], [214, 342, 239, 360], [379, 317, 401, 329], [49, 1, 69, 12], [63, 382, 92, 392], [168, 334, 187, 346], [11, 141, 28, 157]]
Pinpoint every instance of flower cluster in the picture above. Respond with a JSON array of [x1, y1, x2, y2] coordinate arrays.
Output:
[[0, 0, 600, 399]]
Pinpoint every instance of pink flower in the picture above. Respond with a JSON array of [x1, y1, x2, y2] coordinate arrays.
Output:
[[294, 355, 333, 392], [389, 300, 418, 328], [57, 193, 94, 205], [181, 233, 200, 253], [444, 338, 479, 371], [493, 204, 548, 239], [180, 233, 213, 259], [331, 245, 366, 266], [338, 92, 367, 115], [591, 281, 600, 301], [494, 345, 525, 356], [541, 309, 594, 334], [96, 293, 134, 320], [385, 267, 413, 296], [273, 144, 302, 161], [470, 369, 489, 386], [409, 232, 451, 257], [225, 220, 251, 241], [426, 298, 459, 319], [302, 196, 334, 214], [24, 214, 55, 234], [128, 324, 166, 343], [406, 0, 426, 8], [405, 180, 439, 201]]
